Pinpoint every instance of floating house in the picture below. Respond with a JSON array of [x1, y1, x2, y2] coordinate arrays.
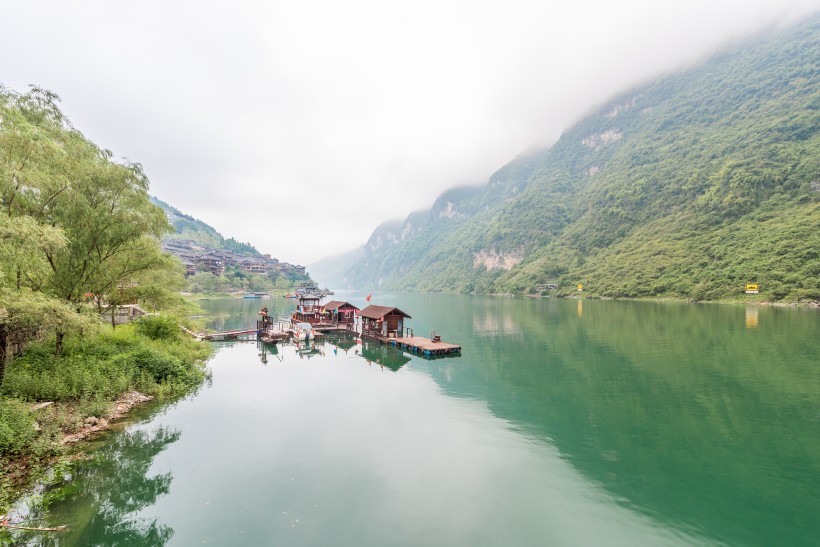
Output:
[[321, 301, 359, 327], [291, 290, 324, 324], [359, 305, 412, 341]]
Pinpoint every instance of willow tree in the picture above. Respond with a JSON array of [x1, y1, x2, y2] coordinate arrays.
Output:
[[0, 86, 173, 354]]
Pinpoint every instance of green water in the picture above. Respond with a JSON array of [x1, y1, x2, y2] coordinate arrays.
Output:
[[14, 294, 820, 546]]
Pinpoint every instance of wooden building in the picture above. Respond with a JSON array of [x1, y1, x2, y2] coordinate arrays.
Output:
[[291, 290, 323, 324], [359, 305, 412, 341], [321, 301, 359, 326], [197, 253, 225, 275]]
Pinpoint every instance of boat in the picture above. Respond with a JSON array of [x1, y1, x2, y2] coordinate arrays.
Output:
[[243, 292, 270, 299], [259, 334, 280, 344], [283, 293, 299, 299], [294, 282, 320, 296]]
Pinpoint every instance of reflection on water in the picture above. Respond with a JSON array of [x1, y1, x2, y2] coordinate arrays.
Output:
[[16, 427, 180, 546], [26, 295, 820, 546], [745, 306, 759, 329]]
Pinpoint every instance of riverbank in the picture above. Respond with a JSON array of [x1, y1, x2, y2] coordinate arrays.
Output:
[[0, 316, 213, 517], [182, 289, 292, 300], [1, 392, 155, 515], [513, 291, 820, 308]]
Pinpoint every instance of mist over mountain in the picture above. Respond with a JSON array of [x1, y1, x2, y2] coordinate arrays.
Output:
[[313, 15, 820, 303]]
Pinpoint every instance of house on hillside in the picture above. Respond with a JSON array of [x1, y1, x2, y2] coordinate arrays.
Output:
[[359, 305, 412, 341], [197, 253, 225, 275], [240, 259, 272, 274]]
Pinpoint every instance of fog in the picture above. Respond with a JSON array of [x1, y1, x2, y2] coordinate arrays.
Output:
[[2, 0, 817, 264]]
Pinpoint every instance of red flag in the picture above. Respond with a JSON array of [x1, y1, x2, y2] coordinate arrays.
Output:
[[365, 292, 372, 302]]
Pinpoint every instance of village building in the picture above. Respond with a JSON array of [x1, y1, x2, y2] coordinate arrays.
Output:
[[197, 253, 225, 275], [359, 305, 412, 341], [240, 259, 272, 274], [321, 301, 359, 327]]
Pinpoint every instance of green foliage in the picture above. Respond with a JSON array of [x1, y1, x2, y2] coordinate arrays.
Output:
[[150, 196, 260, 256], [332, 16, 820, 302], [185, 265, 311, 294], [0, 398, 36, 456], [135, 315, 178, 341], [1, 321, 212, 402], [0, 85, 189, 365]]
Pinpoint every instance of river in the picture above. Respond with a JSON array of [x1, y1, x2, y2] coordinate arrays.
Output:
[[15, 293, 820, 545]]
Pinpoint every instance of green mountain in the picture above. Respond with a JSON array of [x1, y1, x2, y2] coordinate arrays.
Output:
[[150, 196, 261, 256], [323, 15, 820, 302]]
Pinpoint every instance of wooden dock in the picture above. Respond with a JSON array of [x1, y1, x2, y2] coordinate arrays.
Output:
[[203, 328, 258, 341], [389, 336, 461, 357], [312, 324, 358, 334]]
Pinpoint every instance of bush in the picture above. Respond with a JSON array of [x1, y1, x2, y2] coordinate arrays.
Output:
[[129, 347, 185, 383], [0, 399, 36, 456], [135, 315, 179, 341], [1, 323, 212, 403]]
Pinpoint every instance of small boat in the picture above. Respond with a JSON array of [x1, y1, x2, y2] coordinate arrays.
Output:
[[283, 293, 299, 299], [243, 292, 269, 299]]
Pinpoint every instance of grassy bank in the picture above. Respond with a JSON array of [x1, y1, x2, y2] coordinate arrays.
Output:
[[0, 316, 213, 514]]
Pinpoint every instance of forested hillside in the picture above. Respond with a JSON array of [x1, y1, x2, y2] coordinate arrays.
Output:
[[322, 15, 820, 302], [150, 196, 260, 256]]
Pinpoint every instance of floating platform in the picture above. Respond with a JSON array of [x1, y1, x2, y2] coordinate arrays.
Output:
[[259, 332, 289, 344], [312, 324, 358, 335], [389, 336, 461, 358], [203, 328, 258, 341]]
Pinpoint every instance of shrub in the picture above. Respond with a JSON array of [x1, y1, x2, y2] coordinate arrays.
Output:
[[2, 323, 211, 403], [130, 347, 185, 383], [135, 315, 179, 341], [0, 399, 36, 456]]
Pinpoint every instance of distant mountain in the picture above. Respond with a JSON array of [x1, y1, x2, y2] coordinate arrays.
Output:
[[150, 196, 261, 257], [308, 246, 364, 288], [323, 15, 820, 302]]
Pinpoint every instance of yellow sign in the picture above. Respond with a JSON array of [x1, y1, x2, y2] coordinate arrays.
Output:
[[745, 283, 759, 294], [577, 284, 584, 291]]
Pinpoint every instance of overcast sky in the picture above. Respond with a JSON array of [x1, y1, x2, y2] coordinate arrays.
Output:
[[2, 1, 818, 265]]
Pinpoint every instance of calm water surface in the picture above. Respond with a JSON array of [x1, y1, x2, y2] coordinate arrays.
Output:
[[17, 294, 820, 546]]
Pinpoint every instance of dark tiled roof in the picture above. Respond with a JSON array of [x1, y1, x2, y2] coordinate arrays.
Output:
[[323, 301, 359, 311], [359, 305, 412, 319]]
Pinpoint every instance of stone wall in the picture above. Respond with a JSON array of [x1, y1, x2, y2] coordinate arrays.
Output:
[[1, 325, 43, 362]]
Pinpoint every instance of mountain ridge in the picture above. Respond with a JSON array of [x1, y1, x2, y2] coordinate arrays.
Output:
[[313, 15, 820, 302]]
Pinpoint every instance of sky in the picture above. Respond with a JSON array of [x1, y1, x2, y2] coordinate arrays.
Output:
[[2, 1, 818, 265]]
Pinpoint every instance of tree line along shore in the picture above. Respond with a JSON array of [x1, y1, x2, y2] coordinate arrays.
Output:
[[0, 87, 217, 519]]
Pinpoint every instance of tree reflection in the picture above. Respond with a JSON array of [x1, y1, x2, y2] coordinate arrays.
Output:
[[24, 427, 181, 546]]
